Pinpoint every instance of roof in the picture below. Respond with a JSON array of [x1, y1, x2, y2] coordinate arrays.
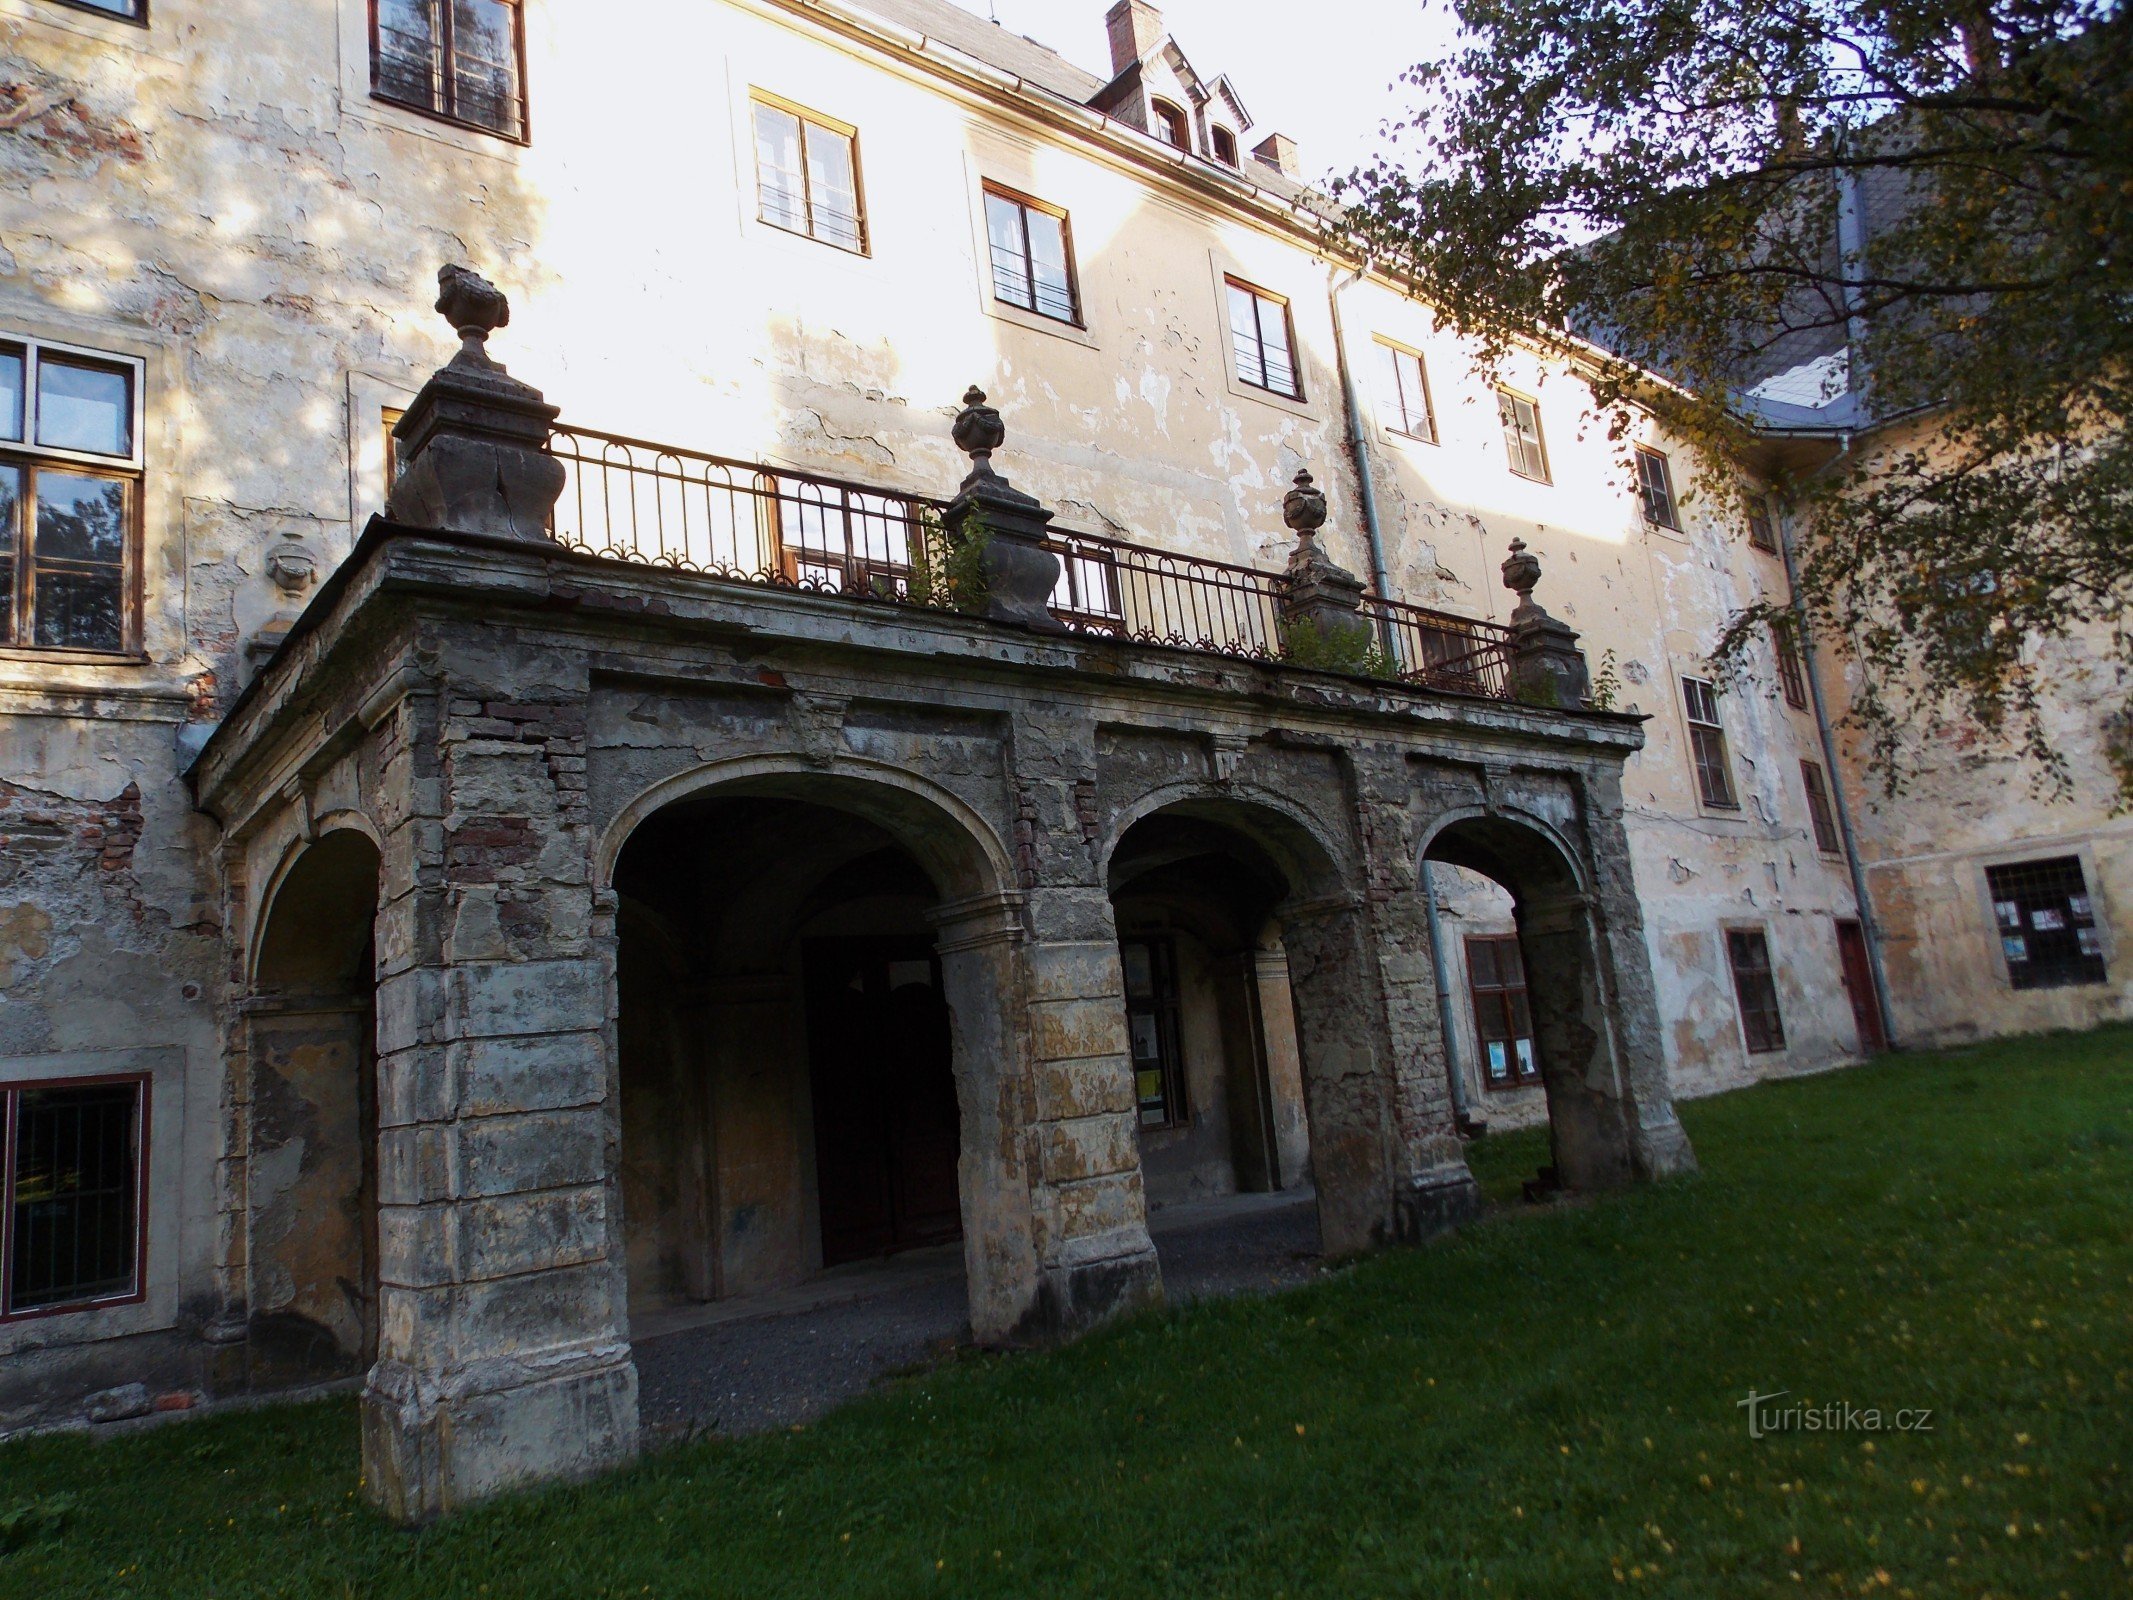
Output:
[[844, 0, 1109, 100]]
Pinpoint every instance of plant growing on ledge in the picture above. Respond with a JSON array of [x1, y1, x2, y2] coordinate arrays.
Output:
[[1281, 617, 1398, 679], [906, 510, 992, 616], [1587, 649, 1624, 713]]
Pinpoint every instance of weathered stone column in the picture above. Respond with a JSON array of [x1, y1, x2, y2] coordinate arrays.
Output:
[[1500, 540, 1590, 706], [939, 388, 1066, 632], [359, 267, 638, 1521]]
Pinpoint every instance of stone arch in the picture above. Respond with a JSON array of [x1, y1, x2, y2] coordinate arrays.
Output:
[[603, 759, 1037, 1347], [1421, 808, 1670, 1191], [597, 753, 1014, 901], [1102, 789, 1412, 1256], [244, 826, 384, 1383]]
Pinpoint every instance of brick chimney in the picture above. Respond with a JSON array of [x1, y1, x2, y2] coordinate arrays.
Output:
[[1252, 133, 1301, 179], [1106, 1, 1165, 75]]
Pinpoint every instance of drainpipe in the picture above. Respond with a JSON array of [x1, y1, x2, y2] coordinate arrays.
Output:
[[1776, 492, 1899, 1051], [1420, 860, 1475, 1130], [1327, 262, 1395, 648]]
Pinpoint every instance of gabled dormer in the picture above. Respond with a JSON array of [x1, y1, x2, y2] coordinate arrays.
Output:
[[1089, 1, 1261, 173]]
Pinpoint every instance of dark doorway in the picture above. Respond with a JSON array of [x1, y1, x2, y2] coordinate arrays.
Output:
[[803, 936, 962, 1266], [1835, 920, 1888, 1053]]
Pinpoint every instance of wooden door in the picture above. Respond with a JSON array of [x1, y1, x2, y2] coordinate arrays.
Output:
[[1835, 920, 1887, 1054], [802, 938, 962, 1267]]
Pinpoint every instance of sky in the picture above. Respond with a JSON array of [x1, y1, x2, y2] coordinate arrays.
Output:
[[935, 0, 1463, 186]]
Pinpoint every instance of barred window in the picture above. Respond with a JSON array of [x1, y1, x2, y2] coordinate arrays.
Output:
[[1374, 341, 1436, 442], [753, 96, 866, 254], [1682, 677, 1738, 809], [983, 185, 1079, 325], [1466, 935, 1540, 1089], [1726, 929, 1786, 1054], [3, 1078, 147, 1318], [372, 0, 528, 141], [1800, 760, 1841, 854], [1987, 857, 2107, 990], [1498, 389, 1550, 482], [1773, 623, 1809, 708], [1121, 938, 1187, 1129], [1635, 446, 1679, 530], [1, 335, 141, 655], [1227, 279, 1301, 399]]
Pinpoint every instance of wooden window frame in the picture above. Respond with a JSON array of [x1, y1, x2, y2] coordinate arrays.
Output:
[[1682, 675, 1738, 810], [1210, 125, 1239, 167], [1635, 445, 1679, 530], [367, 0, 532, 145], [1, 1073, 151, 1323], [1747, 494, 1779, 553], [1800, 759, 1842, 855], [749, 91, 869, 256], [1465, 934, 1541, 1091], [1225, 277, 1303, 401], [48, 0, 148, 24], [0, 333, 146, 658], [1151, 98, 1190, 150], [1773, 623, 1809, 709], [1374, 338, 1438, 443], [981, 182, 1082, 327], [1497, 388, 1551, 483], [1725, 928, 1787, 1054], [1121, 936, 1189, 1131]]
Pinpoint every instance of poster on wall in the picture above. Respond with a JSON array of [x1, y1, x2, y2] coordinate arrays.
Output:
[[1515, 1038, 1536, 1078], [2002, 935, 2029, 963], [2031, 908, 2066, 931], [1487, 1040, 1509, 1080], [1995, 900, 2021, 929]]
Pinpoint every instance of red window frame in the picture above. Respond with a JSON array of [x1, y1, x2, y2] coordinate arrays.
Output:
[[1800, 760, 1842, 854], [1, 1073, 151, 1323]]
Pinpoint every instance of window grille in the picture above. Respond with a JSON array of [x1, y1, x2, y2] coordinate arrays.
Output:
[[372, 0, 528, 140], [1986, 857, 2107, 990], [3, 1078, 146, 1317]]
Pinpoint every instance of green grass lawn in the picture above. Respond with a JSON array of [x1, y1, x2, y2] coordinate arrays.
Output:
[[4, 1029, 2129, 1599]]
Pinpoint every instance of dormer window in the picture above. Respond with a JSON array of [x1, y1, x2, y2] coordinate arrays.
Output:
[[1151, 99, 1189, 150], [1210, 126, 1239, 167]]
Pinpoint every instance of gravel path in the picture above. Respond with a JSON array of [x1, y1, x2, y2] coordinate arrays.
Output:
[[634, 1194, 1322, 1444]]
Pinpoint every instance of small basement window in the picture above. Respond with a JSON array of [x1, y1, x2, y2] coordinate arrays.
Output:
[[1987, 857, 2107, 990]]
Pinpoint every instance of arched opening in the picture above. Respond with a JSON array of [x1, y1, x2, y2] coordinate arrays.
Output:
[[1423, 814, 1636, 1192], [245, 828, 383, 1383], [1105, 795, 1382, 1264], [608, 773, 1007, 1357], [1151, 98, 1190, 150]]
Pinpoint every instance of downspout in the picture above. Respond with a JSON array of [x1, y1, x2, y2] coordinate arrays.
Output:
[[1776, 488, 1899, 1051], [1327, 262, 1395, 648]]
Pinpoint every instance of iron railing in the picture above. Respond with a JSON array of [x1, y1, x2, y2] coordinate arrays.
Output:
[[546, 424, 1518, 699]]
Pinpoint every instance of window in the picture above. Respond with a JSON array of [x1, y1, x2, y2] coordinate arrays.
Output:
[[1374, 341, 1436, 442], [1121, 938, 1187, 1129], [1151, 99, 1189, 149], [1051, 544, 1123, 626], [1726, 929, 1786, 1053], [1210, 126, 1239, 167], [1747, 496, 1778, 552], [1635, 446, 1679, 530], [1800, 760, 1841, 854], [773, 478, 915, 597], [52, 0, 146, 20], [1, 335, 142, 654], [982, 185, 1080, 325], [1226, 279, 1301, 400], [752, 95, 866, 253], [2, 1077, 147, 1319], [1682, 677, 1737, 809], [1773, 623, 1809, 708], [371, 0, 528, 141], [1466, 935, 1540, 1090], [1497, 388, 1550, 482], [1987, 857, 2107, 990]]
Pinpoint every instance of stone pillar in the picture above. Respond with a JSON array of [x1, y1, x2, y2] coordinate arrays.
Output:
[[1275, 469, 1373, 657], [939, 388, 1066, 632], [358, 267, 639, 1522], [1500, 539, 1590, 707]]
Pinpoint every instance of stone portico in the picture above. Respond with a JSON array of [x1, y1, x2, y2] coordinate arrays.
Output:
[[186, 276, 1692, 1521]]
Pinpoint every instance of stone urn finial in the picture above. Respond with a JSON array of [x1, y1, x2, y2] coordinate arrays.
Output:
[[435, 264, 511, 368], [1501, 537, 1542, 611], [1282, 468, 1328, 541], [952, 385, 1007, 481]]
